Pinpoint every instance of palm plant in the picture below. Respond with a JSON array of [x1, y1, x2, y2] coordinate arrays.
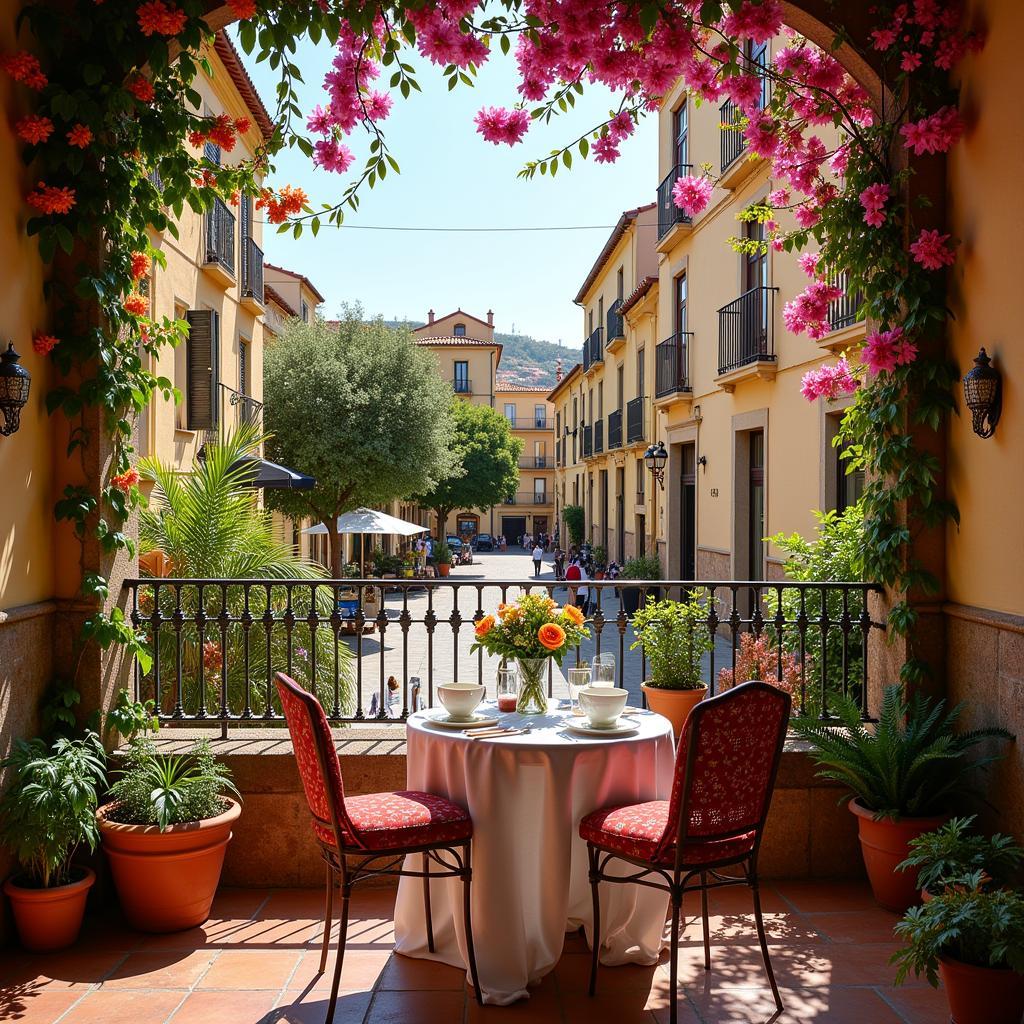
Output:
[[792, 685, 1011, 820], [138, 423, 353, 718]]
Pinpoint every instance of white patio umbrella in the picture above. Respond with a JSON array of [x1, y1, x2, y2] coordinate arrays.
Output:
[[302, 507, 429, 574]]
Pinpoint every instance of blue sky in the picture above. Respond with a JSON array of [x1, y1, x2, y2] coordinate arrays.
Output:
[[238, 32, 657, 346]]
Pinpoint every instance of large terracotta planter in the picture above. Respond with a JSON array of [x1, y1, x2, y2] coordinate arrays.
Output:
[[3, 867, 95, 952], [641, 683, 707, 736], [437, 562, 451, 577], [848, 799, 947, 912], [939, 955, 1024, 1024], [98, 798, 241, 932]]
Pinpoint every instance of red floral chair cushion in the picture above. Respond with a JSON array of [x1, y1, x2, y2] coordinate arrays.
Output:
[[313, 790, 473, 851]]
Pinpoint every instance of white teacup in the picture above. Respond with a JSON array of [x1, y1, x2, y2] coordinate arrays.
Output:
[[438, 682, 485, 721], [578, 686, 628, 729]]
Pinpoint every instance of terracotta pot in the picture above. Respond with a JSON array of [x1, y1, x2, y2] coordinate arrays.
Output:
[[98, 798, 240, 932], [437, 562, 451, 576], [641, 683, 707, 736], [939, 955, 1024, 1024], [3, 867, 95, 952], [848, 799, 948, 912]]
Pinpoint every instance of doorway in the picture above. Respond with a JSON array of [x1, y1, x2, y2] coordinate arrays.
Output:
[[615, 466, 625, 564], [680, 442, 696, 580], [748, 430, 765, 579]]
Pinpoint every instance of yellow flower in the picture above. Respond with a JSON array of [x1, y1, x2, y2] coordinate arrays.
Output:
[[563, 604, 585, 626]]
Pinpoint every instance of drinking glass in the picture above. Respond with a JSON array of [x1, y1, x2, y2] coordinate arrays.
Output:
[[496, 667, 518, 713], [567, 666, 591, 716], [591, 653, 616, 687]]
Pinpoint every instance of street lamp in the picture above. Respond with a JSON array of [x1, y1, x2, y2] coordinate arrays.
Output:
[[644, 441, 667, 490], [0, 342, 31, 437]]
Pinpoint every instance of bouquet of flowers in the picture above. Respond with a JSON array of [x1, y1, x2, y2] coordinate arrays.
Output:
[[470, 593, 590, 713]]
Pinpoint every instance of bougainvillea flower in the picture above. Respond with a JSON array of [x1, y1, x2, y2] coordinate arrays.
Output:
[[137, 0, 188, 37], [859, 182, 890, 228], [67, 123, 93, 148], [0, 52, 47, 90], [672, 174, 713, 217], [26, 182, 76, 214], [909, 228, 957, 270], [32, 332, 60, 355], [126, 74, 155, 103], [16, 115, 54, 144]]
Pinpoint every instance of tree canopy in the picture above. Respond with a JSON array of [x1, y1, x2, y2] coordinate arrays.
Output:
[[414, 400, 522, 533], [262, 308, 459, 574]]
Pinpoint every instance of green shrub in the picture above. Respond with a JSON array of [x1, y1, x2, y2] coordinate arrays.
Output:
[[629, 593, 712, 690], [622, 555, 662, 580], [564, 505, 585, 546]]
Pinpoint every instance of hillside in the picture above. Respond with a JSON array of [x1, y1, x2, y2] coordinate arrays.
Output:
[[385, 320, 573, 388]]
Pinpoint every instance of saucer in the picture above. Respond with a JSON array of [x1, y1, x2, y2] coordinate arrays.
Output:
[[423, 708, 500, 730], [564, 718, 639, 738]]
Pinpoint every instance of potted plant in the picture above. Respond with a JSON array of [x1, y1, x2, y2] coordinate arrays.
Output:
[[434, 539, 453, 577], [630, 592, 713, 735], [792, 686, 1010, 912], [401, 550, 416, 578], [897, 816, 1024, 902], [0, 732, 106, 951], [591, 545, 608, 580], [893, 873, 1024, 1024], [619, 554, 662, 615], [97, 738, 240, 932]]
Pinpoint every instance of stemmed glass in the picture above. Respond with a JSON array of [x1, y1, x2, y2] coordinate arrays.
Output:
[[591, 653, 616, 687]]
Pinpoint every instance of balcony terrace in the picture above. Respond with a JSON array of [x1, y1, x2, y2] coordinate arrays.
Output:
[[656, 165, 693, 250], [607, 409, 623, 450], [654, 332, 693, 402], [716, 287, 779, 391]]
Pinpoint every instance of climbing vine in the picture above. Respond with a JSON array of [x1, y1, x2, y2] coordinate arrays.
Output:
[[1, 0, 975, 695]]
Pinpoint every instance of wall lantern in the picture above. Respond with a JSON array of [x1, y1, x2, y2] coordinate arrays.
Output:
[[644, 441, 668, 490], [697, 454, 708, 472], [0, 342, 31, 436], [962, 347, 1001, 439]]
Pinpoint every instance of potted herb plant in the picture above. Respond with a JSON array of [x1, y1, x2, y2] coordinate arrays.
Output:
[[434, 539, 453, 577], [630, 592, 713, 735], [97, 738, 240, 932], [0, 733, 106, 951], [892, 873, 1024, 1024], [792, 687, 1010, 912], [619, 554, 662, 615]]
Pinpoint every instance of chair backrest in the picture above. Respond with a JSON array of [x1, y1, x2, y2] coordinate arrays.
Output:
[[657, 681, 791, 863], [275, 672, 363, 850]]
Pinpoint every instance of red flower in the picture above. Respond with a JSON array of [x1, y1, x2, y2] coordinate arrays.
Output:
[[208, 113, 237, 152], [233, 116, 251, 135], [188, 129, 207, 148], [66, 124, 93, 148], [0, 52, 47, 91], [15, 114, 54, 144], [126, 74, 155, 103], [111, 468, 140, 493], [32, 332, 59, 355], [137, 0, 187, 36], [124, 293, 149, 317], [257, 185, 307, 223], [26, 182, 76, 215], [227, 0, 257, 19], [130, 251, 151, 279], [203, 640, 223, 673]]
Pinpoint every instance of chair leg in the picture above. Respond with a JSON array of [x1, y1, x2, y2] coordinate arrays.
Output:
[[319, 862, 335, 974], [461, 842, 483, 1006], [587, 844, 601, 997], [700, 871, 711, 971], [750, 873, 782, 1013], [669, 886, 682, 1024], [423, 853, 435, 954], [325, 880, 351, 1024]]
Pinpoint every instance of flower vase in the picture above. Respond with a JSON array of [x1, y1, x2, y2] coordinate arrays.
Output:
[[516, 657, 549, 715]]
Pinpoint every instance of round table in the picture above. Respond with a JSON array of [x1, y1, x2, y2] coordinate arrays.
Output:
[[393, 704, 675, 1005]]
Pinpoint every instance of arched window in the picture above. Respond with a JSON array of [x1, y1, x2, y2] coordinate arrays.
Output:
[[453, 323, 466, 336]]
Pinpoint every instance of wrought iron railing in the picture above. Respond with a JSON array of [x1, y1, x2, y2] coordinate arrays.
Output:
[[205, 197, 235, 274], [582, 338, 591, 373], [123, 577, 885, 732], [606, 299, 625, 344], [587, 327, 604, 369], [594, 418, 604, 454], [582, 423, 593, 458], [519, 455, 549, 469], [718, 286, 778, 375], [453, 378, 473, 394], [221, 383, 263, 429], [655, 331, 693, 398], [626, 396, 645, 443], [657, 163, 693, 240], [720, 99, 746, 171], [607, 409, 623, 449], [504, 491, 550, 505], [241, 236, 264, 302], [827, 271, 865, 332]]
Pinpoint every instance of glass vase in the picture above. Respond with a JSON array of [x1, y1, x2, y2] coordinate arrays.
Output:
[[516, 657, 549, 715]]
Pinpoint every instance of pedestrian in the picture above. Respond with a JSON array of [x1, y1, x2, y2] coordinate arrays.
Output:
[[425, 536, 433, 563], [565, 557, 582, 609], [532, 541, 544, 578], [576, 560, 591, 615], [554, 546, 565, 579]]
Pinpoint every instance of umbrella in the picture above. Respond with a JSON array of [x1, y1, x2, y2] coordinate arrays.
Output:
[[302, 507, 429, 574], [229, 456, 316, 490]]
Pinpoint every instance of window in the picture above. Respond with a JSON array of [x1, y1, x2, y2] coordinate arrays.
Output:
[[588, 308, 594, 334], [597, 383, 603, 418], [572, 397, 578, 429], [301, 300, 310, 323], [636, 457, 645, 498], [742, 217, 767, 293], [617, 365, 624, 410], [745, 40, 769, 109], [836, 440, 865, 512], [534, 404, 546, 428], [598, 297, 604, 328], [748, 430, 765, 579], [636, 347, 645, 398], [454, 360, 470, 393], [673, 101, 688, 168], [616, 266, 624, 301], [534, 478, 546, 501], [675, 272, 688, 335], [239, 337, 249, 396], [184, 308, 221, 431], [453, 323, 466, 336], [504, 403, 516, 426], [535, 440, 545, 467], [174, 301, 189, 429]]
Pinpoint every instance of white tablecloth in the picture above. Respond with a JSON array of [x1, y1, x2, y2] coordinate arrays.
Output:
[[394, 704, 675, 1005]]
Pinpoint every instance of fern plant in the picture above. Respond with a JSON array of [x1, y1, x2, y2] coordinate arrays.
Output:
[[791, 685, 1011, 820]]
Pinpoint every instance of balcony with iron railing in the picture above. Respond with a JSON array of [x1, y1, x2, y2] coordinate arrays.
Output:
[[582, 423, 593, 458], [824, 271, 866, 344], [519, 455, 549, 469], [503, 490, 551, 506], [203, 197, 235, 284], [594, 418, 604, 454], [585, 327, 604, 371], [240, 235, 264, 308], [626, 396, 645, 444], [607, 409, 623, 450], [654, 331, 693, 400], [717, 286, 779, 385], [656, 163, 693, 244], [606, 299, 625, 349], [453, 378, 473, 394], [720, 98, 747, 173]]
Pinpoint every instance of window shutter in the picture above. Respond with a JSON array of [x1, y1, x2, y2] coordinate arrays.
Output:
[[185, 309, 220, 430]]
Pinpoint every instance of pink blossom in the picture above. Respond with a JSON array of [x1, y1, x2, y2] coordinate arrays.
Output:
[[608, 110, 634, 142], [671, 174, 713, 217], [365, 91, 392, 122], [859, 182, 890, 228], [798, 252, 821, 277], [801, 358, 859, 401], [721, 0, 784, 45], [474, 106, 529, 146], [909, 228, 956, 270], [313, 139, 354, 173], [794, 204, 820, 229], [900, 50, 923, 72], [593, 134, 620, 164], [783, 279, 842, 337], [900, 106, 963, 155], [768, 188, 790, 207], [861, 327, 917, 375], [306, 105, 332, 135], [870, 27, 898, 50]]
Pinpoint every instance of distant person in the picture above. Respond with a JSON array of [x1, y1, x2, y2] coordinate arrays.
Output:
[[565, 557, 581, 607], [576, 561, 591, 615], [554, 547, 565, 579], [532, 542, 544, 577]]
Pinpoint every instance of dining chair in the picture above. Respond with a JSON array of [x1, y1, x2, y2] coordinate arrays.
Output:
[[580, 681, 791, 1024], [274, 672, 483, 1023]]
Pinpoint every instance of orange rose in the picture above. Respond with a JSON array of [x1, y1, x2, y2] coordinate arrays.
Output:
[[497, 602, 509, 619], [537, 622, 566, 651], [475, 615, 495, 638], [562, 604, 585, 626]]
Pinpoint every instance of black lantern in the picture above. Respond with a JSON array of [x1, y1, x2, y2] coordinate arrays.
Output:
[[963, 347, 1001, 439], [644, 440, 668, 489], [0, 342, 31, 437]]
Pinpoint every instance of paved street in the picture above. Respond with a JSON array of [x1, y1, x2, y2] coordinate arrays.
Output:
[[346, 548, 730, 716]]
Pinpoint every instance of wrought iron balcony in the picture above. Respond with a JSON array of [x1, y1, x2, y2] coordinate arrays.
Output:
[[655, 331, 694, 398], [657, 164, 693, 240], [583, 423, 593, 458], [453, 378, 473, 394], [241, 236, 264, 303], [519, 455, 549, 469], [607, 409, 623, 449], [582, 338, 591, 373], [504, 491, 550, 506], [586, 327, 604, 369], [720, 99, 747, 171], [204, 197, 235, 276], [594, 418, 604, 454], [606, 299, 625, 345], [718, 286, 778, 376], [626, 396, 645, 444], [827, 271, 865, 332]]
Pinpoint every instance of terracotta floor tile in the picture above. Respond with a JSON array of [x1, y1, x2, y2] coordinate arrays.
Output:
[[0, 949, 127, 989], [773, 880, 877, 915], [560, 989, 665, 1023], [557, 953, 665, 993], [0, 987, 87, 1024], [287, 949, 391, 994], [803, 910, 901, 944], [878, 983, 950, 1023], [60, 989, 184, 1024], [206, 889, 270, 921], [686, 985, 907, 1023], [100, 951, 217, 990], [708, 882, 789, 915], [769, 943, 906, 988], [466, 974, 559, 1021], [196, 950, 302, 990], [365, 989, 466, 1024], [270, 990, 373, 1024], [168, 990, 278, 1024], [377, 952, 469, 991], [677, 911, 824, 947]]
